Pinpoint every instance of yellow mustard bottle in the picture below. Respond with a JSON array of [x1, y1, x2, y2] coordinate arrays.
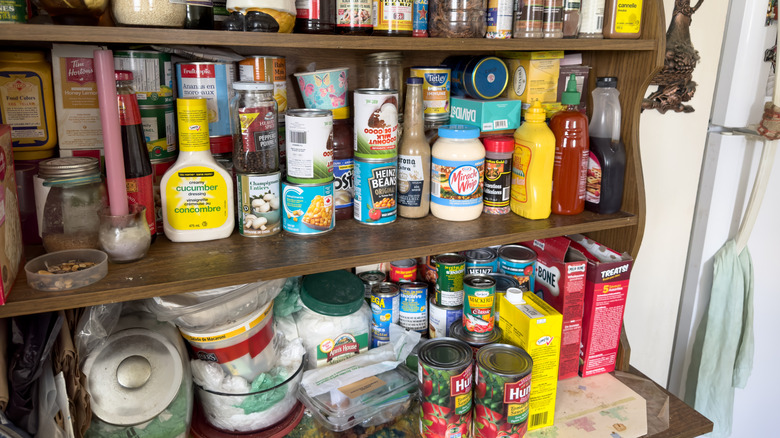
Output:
[[510, 101, 556, 220], [0, 51, 58, 160]]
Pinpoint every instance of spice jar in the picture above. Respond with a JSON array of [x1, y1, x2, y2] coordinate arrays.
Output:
[[230, 82, 279, 174], [428, 0, 487, 38], [39, 157, 107, 253], [332, 113, 354, 221], [482, 136, 513, 215], [111, 0, 186, 27], [562, 0, 581, 37], [364, 52, 404, 121]]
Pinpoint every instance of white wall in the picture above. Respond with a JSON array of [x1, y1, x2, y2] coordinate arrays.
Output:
[[626, 0, 729, 384]]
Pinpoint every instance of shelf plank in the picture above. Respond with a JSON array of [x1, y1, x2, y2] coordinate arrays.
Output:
[[0, 211, 636, 318], [2, 24, 658, 51]]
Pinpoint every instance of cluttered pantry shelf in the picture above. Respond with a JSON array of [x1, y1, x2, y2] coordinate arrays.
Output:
[[0, 211, 636, 318], [0, 24, 659, 51]]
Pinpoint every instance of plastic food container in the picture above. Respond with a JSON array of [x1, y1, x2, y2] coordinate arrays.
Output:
[[297, 365, 418, 431], [25, 249, 108, 291]]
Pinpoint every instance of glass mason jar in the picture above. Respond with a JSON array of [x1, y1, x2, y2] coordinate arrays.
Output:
[[111, 0, 186, 27], [39, 157, 107, 253], [230, 82, 279, 174], [363, 52, 404, 121]]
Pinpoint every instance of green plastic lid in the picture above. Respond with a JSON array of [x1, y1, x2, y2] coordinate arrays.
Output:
[[561, 74, 580, 106], [301, 270, 365, 316], [524, 101, 547, 123]]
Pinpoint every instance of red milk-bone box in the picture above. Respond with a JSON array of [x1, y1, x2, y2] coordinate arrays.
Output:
[[522, 237, 587, 380], [566, 234, 634, 377], [0, 125, 24, 305]]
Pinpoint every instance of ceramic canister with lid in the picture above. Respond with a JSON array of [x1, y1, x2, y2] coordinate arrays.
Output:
[[294, 270, 372, 369], [430, 124, 485, 221]]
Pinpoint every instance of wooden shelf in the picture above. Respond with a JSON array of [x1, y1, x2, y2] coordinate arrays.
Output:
[[0, 211, 636, 318], [3, 23, 659, 51]]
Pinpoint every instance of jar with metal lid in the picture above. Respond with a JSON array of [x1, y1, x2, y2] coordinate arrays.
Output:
[[111, 0, 186, 27], [230, 82, 279, 174], [363, 52, 404, 121], [428, 0, 487, 38], [39, 157, 107, 253]]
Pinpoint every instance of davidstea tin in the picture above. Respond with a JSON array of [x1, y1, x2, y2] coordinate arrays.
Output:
[[463, 274, 496, 336], [281, 179, 334, 235], [474, 344, 533, 438], [354, 88, 399, 159], [418, 338, 473, 438], [237, 172, 281, 237], [410, 67, 451, 120], [370, 282, 400, 348], [175, 62, 236, 142], [285, 109, 334, 184], [429, 298, 461, 339], [114, 50, 174, 105], [390, 258, 417, 282], [498, 244, 537, 292], [435, 253, 466, 307], [358, 270, 386, 299], [464, 247, 499, 275], [354, 157, 397, 225], [238, 55, 287, 113], [399, 282, 428, 333], [139, 104, 177, 160], [443, 56, 509, 100]]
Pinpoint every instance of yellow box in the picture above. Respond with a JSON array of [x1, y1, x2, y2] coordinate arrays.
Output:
[[499, 51, 564, 104], [498, 292, 562, 430]]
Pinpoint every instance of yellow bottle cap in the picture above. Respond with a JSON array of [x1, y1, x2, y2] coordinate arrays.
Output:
[[525, 101, 547, 122], [331, 106, 350, 120]]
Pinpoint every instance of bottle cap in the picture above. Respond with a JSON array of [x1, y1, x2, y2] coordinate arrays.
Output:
[[482, 136, 514, 154], [524, 101, 547, 123], [332, 106, 350, 119], [407, 77, 423, 85], [505, 287, 525, 305], [597, 77, 618, 88], [561, 74, 580, 105], [115, 70, 133, 82], [232, 81, 274, 91], [438, 124, 480, 139]]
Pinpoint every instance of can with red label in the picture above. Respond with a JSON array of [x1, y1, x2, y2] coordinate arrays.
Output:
[[390, 258, 417, 282], [418, 338, 473, 438], [474, 344, 533, 438]]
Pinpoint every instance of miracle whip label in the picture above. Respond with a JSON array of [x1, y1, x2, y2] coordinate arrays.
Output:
[[431, 157, 485, 207]]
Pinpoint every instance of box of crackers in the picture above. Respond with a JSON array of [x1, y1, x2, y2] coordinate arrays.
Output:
[[0, 125, 23, 304]]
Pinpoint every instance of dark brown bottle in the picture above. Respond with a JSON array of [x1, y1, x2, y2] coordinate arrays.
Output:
[[116, 71, 157, 240], [335, 0, 373, 34], [295, 0, 336, 33]]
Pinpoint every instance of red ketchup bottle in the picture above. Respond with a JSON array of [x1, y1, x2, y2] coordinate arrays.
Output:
[[549, 74, 589, 215]]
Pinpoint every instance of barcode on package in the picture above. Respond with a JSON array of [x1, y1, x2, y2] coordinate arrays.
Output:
[[494, 119, 508, 129], [530, 412, 548, 428], [290, 130, 306, 144]]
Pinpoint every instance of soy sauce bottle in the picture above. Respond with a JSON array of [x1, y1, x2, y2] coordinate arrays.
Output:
[[116, 71, 156, 240]]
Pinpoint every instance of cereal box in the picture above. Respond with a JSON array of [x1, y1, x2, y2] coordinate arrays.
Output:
[[0, 125, 23, 304]]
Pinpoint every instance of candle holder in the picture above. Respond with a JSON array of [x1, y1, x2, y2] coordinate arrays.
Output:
[[99, 205, 152, 264]]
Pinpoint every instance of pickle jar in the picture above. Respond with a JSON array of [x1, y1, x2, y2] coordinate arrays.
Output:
[[39, 157, 107, 253], [230, 82, 279, 174]]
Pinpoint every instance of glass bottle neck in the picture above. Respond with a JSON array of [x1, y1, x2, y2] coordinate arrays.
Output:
[[403, 83, 425, 138]]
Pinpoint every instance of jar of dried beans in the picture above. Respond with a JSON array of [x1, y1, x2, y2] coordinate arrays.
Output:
[[230, 82, 279, 174]]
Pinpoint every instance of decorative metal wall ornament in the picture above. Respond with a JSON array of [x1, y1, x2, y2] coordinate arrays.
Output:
[[642, 0, 705, 114]]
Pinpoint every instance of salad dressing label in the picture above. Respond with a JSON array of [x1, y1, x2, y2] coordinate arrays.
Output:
[[164, 165, 230, 230]]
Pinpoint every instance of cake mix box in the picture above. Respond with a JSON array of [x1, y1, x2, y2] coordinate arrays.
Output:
[[499, 291, 562, 430], [0, 125, 23, 305], [567, 234, 634, 378], [522, 237, 587, 380]]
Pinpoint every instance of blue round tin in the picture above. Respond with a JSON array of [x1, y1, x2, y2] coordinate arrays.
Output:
[[444, 56, 509, 100]]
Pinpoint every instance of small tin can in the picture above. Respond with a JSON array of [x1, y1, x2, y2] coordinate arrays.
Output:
[[418, 338, 473, 438], [237, 172, 281, 237], [450, 321, 503, 359], [285, 109, 334, 184], [443, 56, 509, 100], [176, 98, 209, 149], [281, 179, 335, 236], [390, 258, 417, 282], [429, 298, 461, 339], [409, 67, 451, 120], [371, 282, 400, 347], [175, 62, 236, 142], [359, 270, 386, 299], [114, 50, 174, 105], [238, 55, 287, 113], [485, 0, 514, 39], [498, 244, 537, 292], [399, 282, 428, 333], [151, 157, 176, 235], [463, 274, 496, 336], [354, 89, 399, 159], [464, 247, 499, 275], [490, 272, 521, 323], [435, 253, 466, 307], [354, 157, 397, 225], [412, 0, 428, 37], [139, 104, 177, 160], [474, 344, 533, 438]]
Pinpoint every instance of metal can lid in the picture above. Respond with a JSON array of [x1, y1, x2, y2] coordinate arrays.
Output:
[[489, 273, 521, 292], [400, 281, 428, 291], [477, 344, 533, 377], [82, 328, 183, 426], [358, 270, 386, 284], [498, 244, 537, 264], [450, 321, 503, 345], [372, 281, 400, 296], [365, 51, 403, 63], [418, 338, 473, 370], [464, 274, 496, 289], [286, 108, 332, 118], [38, 157, 100, 179], [301, 270, 365, 316], [435, 253, 466, 266], [464, 247, 498, 264], [391, 258, 417, 269]]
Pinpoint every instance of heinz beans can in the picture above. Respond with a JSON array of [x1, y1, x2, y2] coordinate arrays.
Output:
[[498, 244, 537, 292], [371, 282, 400, 347], [237, 172, 281, 237], [175, 62, 235, 139], [399, 282, 428, 333], [464, 247, 499, 275], [463, 274, 496, 336], [419, 338, 473, 438], [281, 179, 334, 235], [354, 89, 399, 159], [474, 344, 533, 438], [285, 109, 334, 184], [435, 253, 466, 306], [354, 157, 397, 225]]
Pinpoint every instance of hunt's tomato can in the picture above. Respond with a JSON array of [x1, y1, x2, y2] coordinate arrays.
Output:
[[474, 344, 533, 438], [419, 338, 473, 438]]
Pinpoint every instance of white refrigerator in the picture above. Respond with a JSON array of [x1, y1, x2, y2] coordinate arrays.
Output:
[[670, 0, 780, 435]]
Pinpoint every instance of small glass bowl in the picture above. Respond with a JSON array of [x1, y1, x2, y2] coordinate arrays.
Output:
[[25, 249, 108, 291]]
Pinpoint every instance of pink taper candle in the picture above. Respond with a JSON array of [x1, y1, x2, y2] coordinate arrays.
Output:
[[93, 49, 129, 216]]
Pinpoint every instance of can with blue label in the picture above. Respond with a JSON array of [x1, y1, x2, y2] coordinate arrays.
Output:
[[412, 0, 429, 37], [497, 244, 537, 292], [399, 282, 428, 333], [410, 67, 451, 121], [281, 179, 335, 236], [175, 62, 235, 141], [371, 282, 400, 347], [464, 247, 499, 275], [354, 157, 397, 225], [429, 298, 461, 339], [442, 56, 509, 100]]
